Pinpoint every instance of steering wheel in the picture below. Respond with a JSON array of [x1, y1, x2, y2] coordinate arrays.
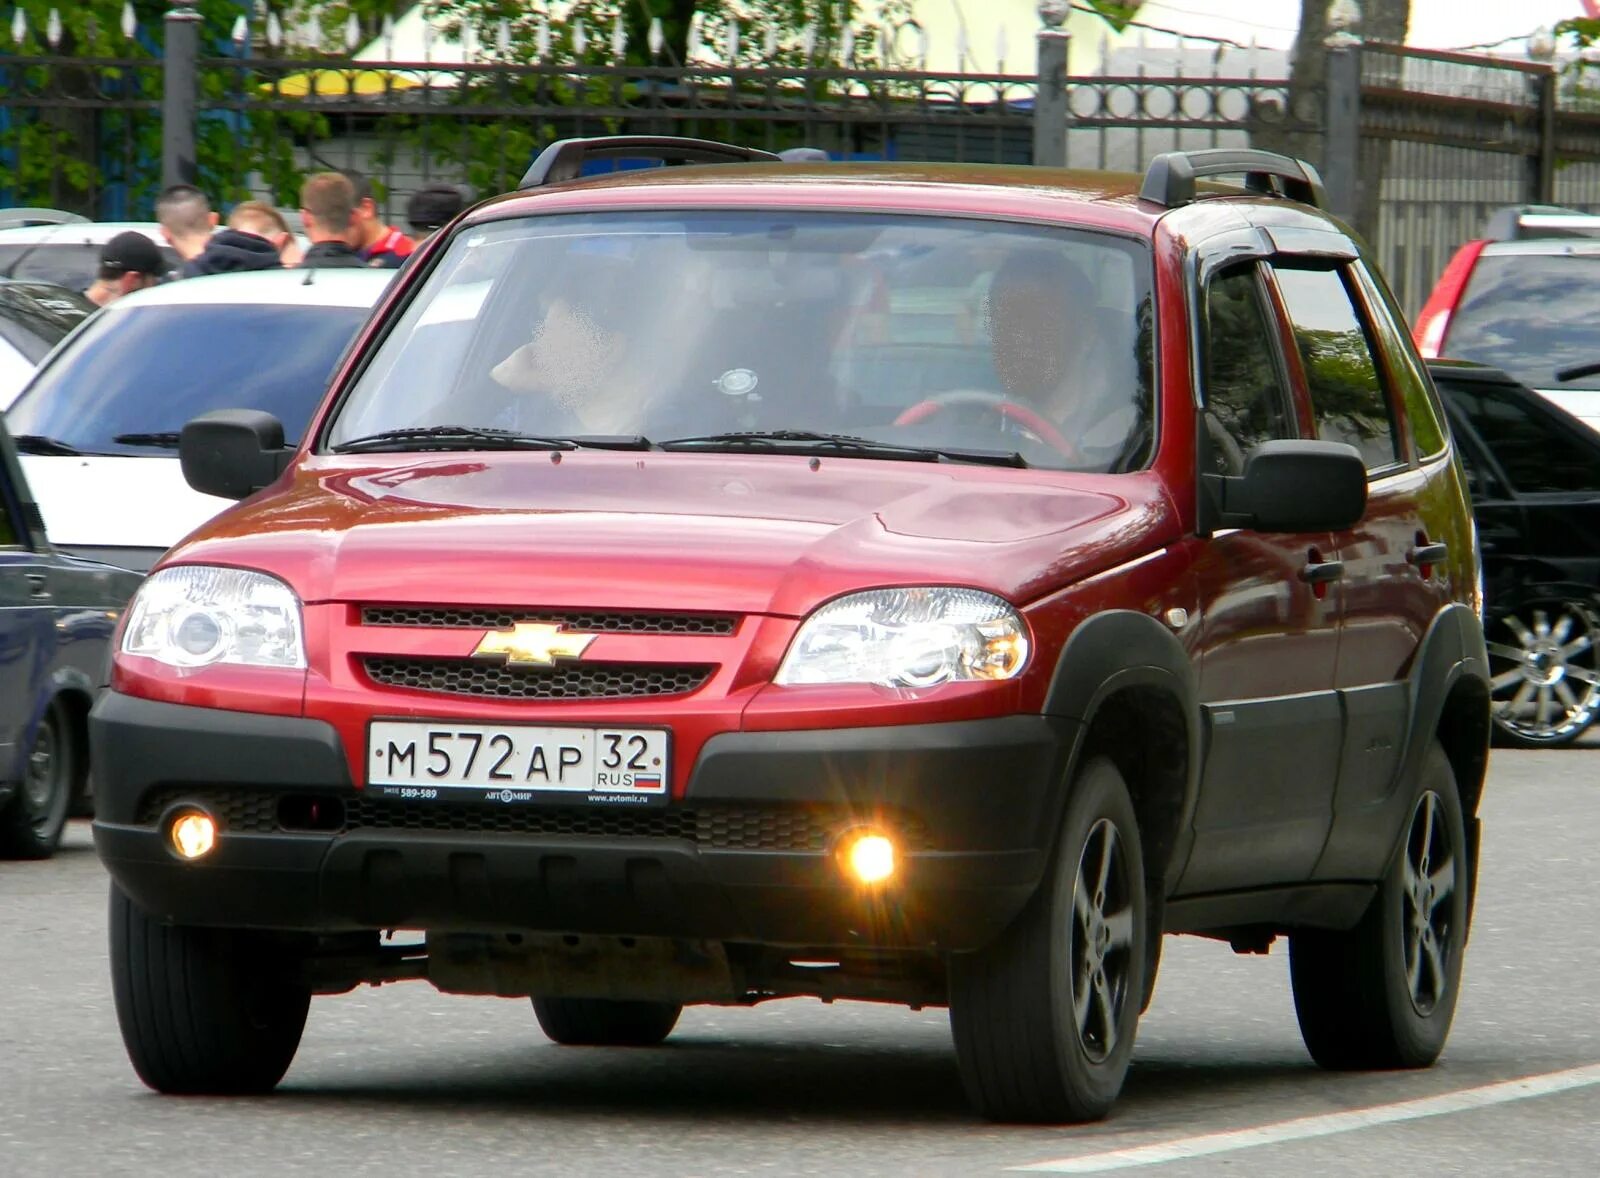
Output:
[[894, 390, 1078, 459]]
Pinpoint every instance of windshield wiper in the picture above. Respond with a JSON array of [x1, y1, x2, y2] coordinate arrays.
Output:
[[1556, 361, 1600, 383], [112, 431, 182, 449], [330, 425, 582, 454], [11, 434, 92, 456], [658, 429, 1026, 468]]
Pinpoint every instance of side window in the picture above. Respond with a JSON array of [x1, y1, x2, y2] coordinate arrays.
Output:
[[1202, 265, 1295, 475], [1350, 261, 1447, 459], [1272, 265, 1402, 472], [1449, 384, 1600, 493], [1447, 421, 1507, 502]]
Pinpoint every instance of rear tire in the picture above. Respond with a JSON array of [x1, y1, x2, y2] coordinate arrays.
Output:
[[109, 885, 310, 1094], [0, 701, 74, 860], [1289, 741, 1469, 1070], [531, 997, 682, 1046], [948, 756, 1147, 1123]]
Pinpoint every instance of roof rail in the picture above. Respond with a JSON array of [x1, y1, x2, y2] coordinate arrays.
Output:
[[1483, 203, 1600, 241], [519, 135, 782, 190], [1140, 149, 1326, 211]]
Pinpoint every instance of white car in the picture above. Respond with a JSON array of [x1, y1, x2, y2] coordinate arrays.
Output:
[[0, 221, 177, 293], [4, 268, 394, 571]]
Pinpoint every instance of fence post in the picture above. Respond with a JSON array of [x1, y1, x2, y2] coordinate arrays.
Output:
[[162, 1, 201, 191], [1533, 68, 1557, 204], [1322, 37, 1361, 220], [1033, 3, 1070, 168]]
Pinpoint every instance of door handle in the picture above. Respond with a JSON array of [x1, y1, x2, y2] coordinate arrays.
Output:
[[1407, 542, 1449, 566], [1299, 558, 1345, 585], [24, 572, 50, 599]]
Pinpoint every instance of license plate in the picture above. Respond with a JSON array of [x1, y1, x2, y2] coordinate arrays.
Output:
[[366, 721, 670, 806]]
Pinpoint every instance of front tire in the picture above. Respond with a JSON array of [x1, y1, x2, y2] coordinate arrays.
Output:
[[1289, 741, 1470, 1070], [531, 997, 682, 1046], [109, 885, 310, 1094], [949, 756, 1147, 1123], [0, 700, 75, 860]]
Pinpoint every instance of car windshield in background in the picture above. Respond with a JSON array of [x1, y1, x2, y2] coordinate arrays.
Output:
[[328, 212, 1156, 472], [0, 241, 180, 293], [6, 303, 368, 456], [1446, 253, 1600, 390]]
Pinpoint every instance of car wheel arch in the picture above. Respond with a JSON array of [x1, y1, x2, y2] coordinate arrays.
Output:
[[1041, 609, 1201, 895]]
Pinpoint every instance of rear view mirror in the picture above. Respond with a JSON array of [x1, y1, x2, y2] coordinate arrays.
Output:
[[1205, 439, 1367, 533], [180, 410, 292, 501]]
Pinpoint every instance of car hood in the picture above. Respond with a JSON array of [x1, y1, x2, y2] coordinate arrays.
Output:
[[174, 452, 1179, 615], [18, 454, 235, 549]]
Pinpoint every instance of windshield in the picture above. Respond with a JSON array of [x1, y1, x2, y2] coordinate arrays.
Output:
[[6, 303, 369, 456], [1446, 252, 1600, 390], [328, 212, 1156, 471]]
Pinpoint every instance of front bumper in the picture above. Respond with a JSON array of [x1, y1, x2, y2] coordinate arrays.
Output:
[[90, 693, 1075, 951]]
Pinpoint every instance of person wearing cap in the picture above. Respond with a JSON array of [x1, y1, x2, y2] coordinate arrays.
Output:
[[85, 231, 166, 307], [406, 183, 468, 244]]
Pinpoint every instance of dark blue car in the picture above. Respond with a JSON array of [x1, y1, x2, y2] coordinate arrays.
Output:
[[0, 415, 140, 857]]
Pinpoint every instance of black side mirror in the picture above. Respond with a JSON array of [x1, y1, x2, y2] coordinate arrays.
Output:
[[179, 410, 293, 501], [1205, 439, 1367, 533]]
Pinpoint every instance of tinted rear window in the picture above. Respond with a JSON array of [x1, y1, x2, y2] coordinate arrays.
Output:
[[6, 303, 367, 456], [1446, 253, 1600, 390], [0, 287, 93, 362]]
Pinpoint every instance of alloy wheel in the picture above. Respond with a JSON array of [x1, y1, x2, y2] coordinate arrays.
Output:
[[1401, 790, 1457, 1018], [1068, 818, 1135, 1063], [1486, 601, 1600, 744], [22, 716, 62, 835]]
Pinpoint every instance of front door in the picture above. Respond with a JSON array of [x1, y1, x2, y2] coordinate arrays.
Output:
[[1178, 261, 1344, 895], [0, 469, 48, 789]]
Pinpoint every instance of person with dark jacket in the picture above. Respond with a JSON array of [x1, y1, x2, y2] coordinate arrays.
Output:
[[298, 172, 367, 270], [179, 225, 283, 277]]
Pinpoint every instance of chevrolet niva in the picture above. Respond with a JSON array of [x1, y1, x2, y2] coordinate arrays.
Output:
[[91, 140, 1490, 1123]]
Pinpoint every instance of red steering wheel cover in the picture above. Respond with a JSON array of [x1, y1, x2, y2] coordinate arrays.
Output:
[[894, 397, 1077, 457]]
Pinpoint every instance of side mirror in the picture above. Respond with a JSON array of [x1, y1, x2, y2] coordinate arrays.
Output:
[[179, 410, 293, 501], [1205, 439, 1367, 533]]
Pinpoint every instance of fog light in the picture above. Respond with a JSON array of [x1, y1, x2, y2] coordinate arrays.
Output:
[[169, 811, 217, 860], [839, 830, 897, 885]]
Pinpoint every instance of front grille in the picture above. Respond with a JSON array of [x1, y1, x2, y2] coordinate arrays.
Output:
[[133, 787, 932, 851], [362, 606, 737, 636], [363, 656, 713, 701]]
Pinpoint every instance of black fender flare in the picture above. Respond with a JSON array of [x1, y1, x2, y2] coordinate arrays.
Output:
[[1397, 603, 1490, 797], [1041, 609, 1202, 890]]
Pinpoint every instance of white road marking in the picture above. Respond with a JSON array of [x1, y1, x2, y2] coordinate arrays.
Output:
[[1011, 1063, 1600, 1173]]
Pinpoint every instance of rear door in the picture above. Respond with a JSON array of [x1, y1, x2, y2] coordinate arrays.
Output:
[[0, 447, 50, 787]]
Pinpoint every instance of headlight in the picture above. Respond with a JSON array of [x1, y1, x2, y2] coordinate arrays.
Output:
[[121, 566, 306, 669], [775, 587, 1028, 688]]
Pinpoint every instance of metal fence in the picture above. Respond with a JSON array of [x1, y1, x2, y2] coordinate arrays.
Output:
[[6, 13, 1600, 316]]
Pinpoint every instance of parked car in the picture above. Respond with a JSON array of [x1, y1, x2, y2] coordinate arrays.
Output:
[[1413, 204, 1600, 434], [0, 208, 88, 230], [1428, 359, 1600, 747], [91, 141, 1489, 1123], [0, 221, 176, 293], [5, 268, 394, 572], [0, 279, 95, 410], [0, 412, 141, 857]]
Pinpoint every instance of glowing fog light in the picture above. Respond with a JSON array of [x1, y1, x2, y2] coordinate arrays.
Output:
[[169, 811, 218, 861], [839, 830, 897, 885]]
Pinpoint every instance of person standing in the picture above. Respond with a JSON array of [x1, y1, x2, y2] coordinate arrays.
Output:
[[84, 232, 166, 306], [226, 201, 304, 267], [154, 184, 219, 274], [405, 183, 469, 245], [297, 173, 368, 269], [344, 170, 415, 269]]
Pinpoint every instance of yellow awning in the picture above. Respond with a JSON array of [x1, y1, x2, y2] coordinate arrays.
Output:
[[267, 69, 424, 98]]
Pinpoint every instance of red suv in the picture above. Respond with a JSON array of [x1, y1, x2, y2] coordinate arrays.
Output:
[[91, 141, 1490, 1124]]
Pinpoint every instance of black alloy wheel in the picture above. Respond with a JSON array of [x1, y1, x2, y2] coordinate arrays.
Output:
[[949, 756, 1147, 1123], [1289, 741, 1469, 1071], [0, 700, 75, 859]]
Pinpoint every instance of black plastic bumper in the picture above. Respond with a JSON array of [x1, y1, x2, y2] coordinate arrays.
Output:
[[90, 693, 1075, 951]]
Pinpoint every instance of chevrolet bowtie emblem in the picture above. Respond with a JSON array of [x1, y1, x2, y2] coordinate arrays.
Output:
[[472, 622, 597, 667]]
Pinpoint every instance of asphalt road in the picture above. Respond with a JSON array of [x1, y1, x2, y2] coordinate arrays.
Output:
[[2, 738, 1597, 1177]]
